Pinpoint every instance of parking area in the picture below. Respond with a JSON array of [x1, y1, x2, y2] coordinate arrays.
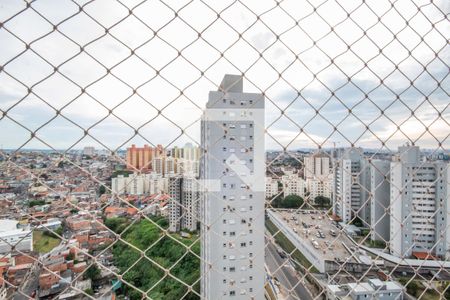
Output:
[[268, 209, 363, 273]]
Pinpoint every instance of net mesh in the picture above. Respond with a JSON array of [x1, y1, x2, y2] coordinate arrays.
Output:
[[0, 0, 449, 299]]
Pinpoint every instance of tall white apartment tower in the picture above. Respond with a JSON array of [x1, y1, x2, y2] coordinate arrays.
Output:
[[201, 75, 265, 299], [333, 148, 371, 224], [390, 146, 450, 259]]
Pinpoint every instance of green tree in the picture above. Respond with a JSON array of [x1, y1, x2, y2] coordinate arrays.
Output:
[[84, 288, 94, 296], [85, 264, 101, 281], [105, 217, 129, 234], [98, 185, 106, 195], [268, 193, 284, 208], [315, 196, 330, 208], [350, 216, 364, 227], [280, 194, 303, 208], [29, 200, 46, 207], [111, 219, 200, 300]]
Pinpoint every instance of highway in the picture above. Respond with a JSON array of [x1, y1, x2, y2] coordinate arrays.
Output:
[[265, 240, 313, 300]]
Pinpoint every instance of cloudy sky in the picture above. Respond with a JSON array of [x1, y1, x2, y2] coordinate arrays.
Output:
[[0, 0, 449, 152]]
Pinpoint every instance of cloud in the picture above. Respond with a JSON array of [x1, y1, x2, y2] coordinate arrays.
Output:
[[0, 0, 449, 151]]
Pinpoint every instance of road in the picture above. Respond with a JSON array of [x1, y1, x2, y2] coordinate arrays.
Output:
[[266, 241, 313, 300]]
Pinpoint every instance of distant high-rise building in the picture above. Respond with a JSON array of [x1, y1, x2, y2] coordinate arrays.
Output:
[[126, 144, 165, 171], [307, 178, 332, 202], [390, 146, 450, 259], [304, 152, 330, 180], [168, 177, 182, 232], [265, 177, 279, 199], [111, 173, 168, 195], [152, 157, 164, 176], [168, 175, 200, 233], [281, 170, 306, 198], [333, 148, 371, 224], [304, 153, 332, 202], [172, 143, 201, 161], [164, 156, 177, 176], [83, 146, 95, 156], [201, 75, 265, 299], [178, 159, 200, 178], [370, 160, 391, 242]]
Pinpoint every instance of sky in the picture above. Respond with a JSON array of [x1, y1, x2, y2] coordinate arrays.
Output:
[[0, 0, 449, 153]]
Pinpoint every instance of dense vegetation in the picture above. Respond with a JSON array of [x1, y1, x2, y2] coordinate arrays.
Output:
[[271, 194, 304, 208], [29, 199, 46, 207], [314, 196, 330, 208], [107, 217, 200, 300]]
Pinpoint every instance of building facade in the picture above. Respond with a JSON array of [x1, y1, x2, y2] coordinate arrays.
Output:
[[333, 148, 371, 224], [326, 279, 404, 300], [111, 173, 168, 195], [265, 177, 279, 199], [370, 160, 391, 242], [126, 144, 165, 171], [390, 146, 450, 259], [304, 153, 333, 203], [201, 75, 265, 299], [168, 175, 200, 232], [0, 220, 33, 254], [281, 170, 306, 198]]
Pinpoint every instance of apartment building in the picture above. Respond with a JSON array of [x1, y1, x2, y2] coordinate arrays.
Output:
[[333, 148, 371, 224], [168, 175, 200, 232], [304, 152, 332, 202], [201, 75, 265, 299], [390, 146, 450, 259], [304, 152, 331, 180], [281, 170, 306, 198], [265, 177, 279, 199], [126, 144, 165, 171], [172, 143, 201, 161], [111, 173, 168, 195], [370, 160, 391, 242]]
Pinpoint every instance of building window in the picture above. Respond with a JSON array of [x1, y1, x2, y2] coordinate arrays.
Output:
[[230, 291, 235, 296], [240, 242, 246, 247], [230, 267, 235, 272]]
